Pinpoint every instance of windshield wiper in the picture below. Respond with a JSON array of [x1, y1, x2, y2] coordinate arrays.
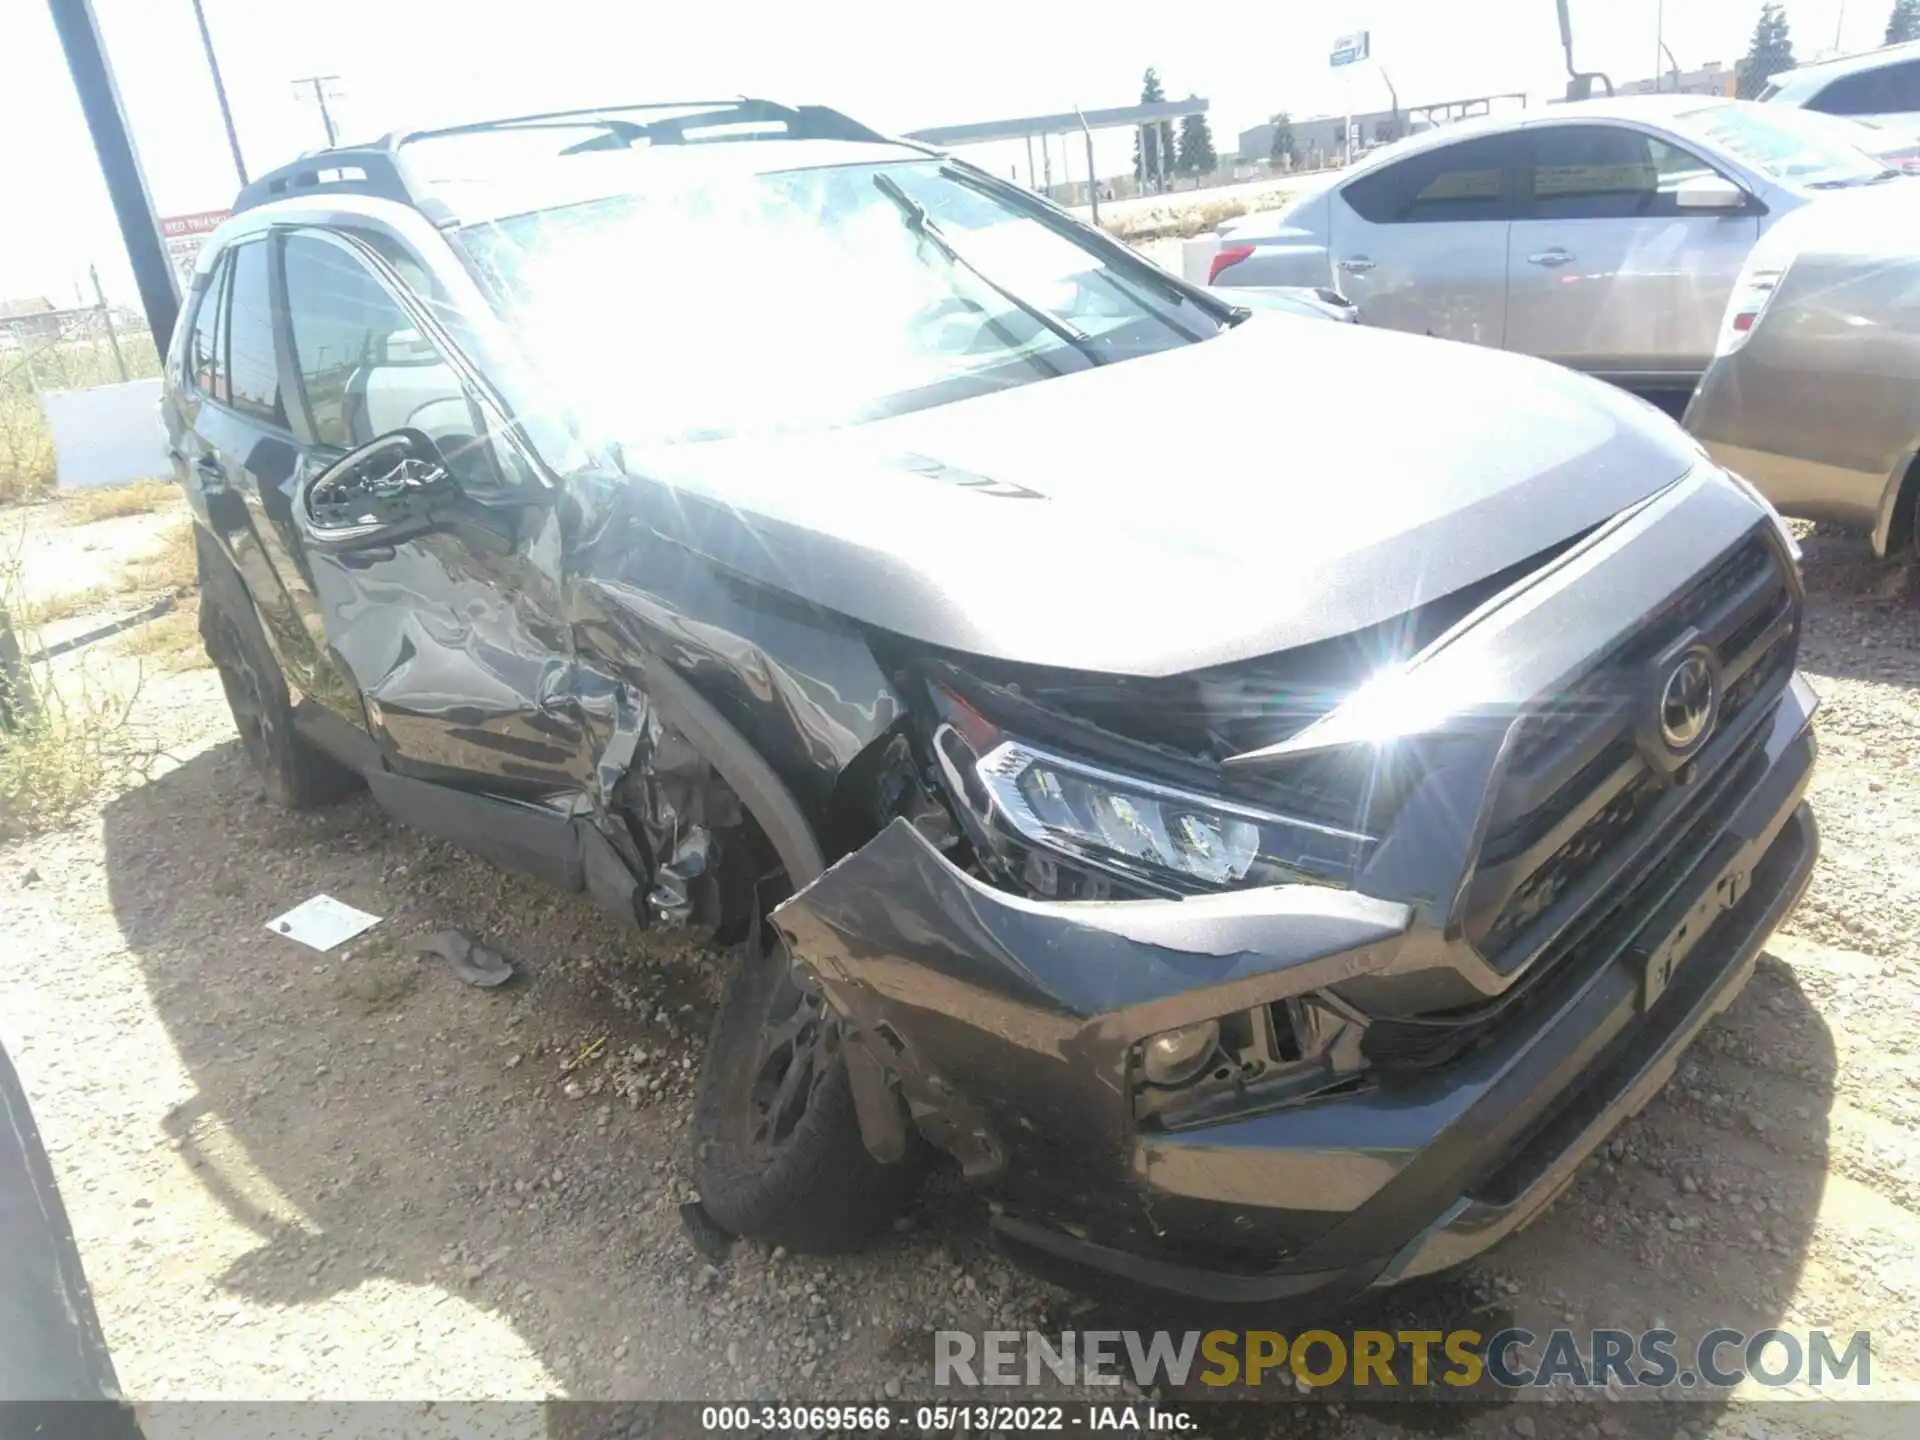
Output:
[[871, 172, 1107, 365], [1807, 168, 1905, 189]]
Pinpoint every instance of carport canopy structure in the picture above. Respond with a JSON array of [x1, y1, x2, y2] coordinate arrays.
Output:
[[906, 98, 1209, 222]]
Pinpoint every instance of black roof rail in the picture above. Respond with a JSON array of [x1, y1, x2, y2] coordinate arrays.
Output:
[[231, 98, 899, 219], [398, 97, 889, 145], [231, 142, 440, 219]]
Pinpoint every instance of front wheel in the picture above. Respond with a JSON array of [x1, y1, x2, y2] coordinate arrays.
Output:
[[693, 919, 917, 1252]]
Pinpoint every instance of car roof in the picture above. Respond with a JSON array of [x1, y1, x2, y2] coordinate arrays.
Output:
[[1333, 94, 1741, 182], [1764, 38, 1920, 100], [418, 136, 929, 227], [231, 99, 934, 229]]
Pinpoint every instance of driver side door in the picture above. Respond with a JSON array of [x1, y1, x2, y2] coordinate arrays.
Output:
[[273, 227, 588, 810]]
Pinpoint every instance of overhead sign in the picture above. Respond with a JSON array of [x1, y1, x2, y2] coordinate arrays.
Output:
[[1331, 31, 1371, 67], [160, 210, 231, 292], [160, 209, 229, 239]]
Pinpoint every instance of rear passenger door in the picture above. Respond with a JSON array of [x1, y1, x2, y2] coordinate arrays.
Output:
[[1329, 131, 1519, 347], [1505, 123, 1760, 385]]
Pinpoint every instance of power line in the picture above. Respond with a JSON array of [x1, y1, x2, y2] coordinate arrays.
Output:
[[293, 74, 342, 147]]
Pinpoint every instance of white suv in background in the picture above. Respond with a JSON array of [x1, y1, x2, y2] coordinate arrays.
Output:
[[1761, 40, 1920, 140]]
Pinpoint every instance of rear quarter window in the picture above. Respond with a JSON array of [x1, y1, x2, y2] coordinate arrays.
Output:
[[1342, 134, 1515, 223]]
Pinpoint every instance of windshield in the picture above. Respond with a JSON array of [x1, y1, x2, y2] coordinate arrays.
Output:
[[454, 160, 1221, 445], [1676, 101, 1894, 187]]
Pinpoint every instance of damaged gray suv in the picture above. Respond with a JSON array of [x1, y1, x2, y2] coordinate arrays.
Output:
[[165, 99, 1820, 1309]]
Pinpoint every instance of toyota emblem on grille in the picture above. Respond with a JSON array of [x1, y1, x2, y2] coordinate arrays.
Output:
[[1659, 651, 1717, 753]]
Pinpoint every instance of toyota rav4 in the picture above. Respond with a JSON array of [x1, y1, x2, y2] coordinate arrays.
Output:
[[163, 98, 1819, 1309]]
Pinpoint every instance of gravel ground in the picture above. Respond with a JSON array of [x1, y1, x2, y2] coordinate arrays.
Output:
[[2, 497, 1917, 1439]]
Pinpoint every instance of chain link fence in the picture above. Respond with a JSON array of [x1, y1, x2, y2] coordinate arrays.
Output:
[[1, 300, 162, 504]]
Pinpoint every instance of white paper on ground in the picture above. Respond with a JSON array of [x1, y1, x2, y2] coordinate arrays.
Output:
[[265, 894, 382, 952]]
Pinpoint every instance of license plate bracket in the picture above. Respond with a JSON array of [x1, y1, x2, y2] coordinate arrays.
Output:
[[1633, 862, 1748, 1011]]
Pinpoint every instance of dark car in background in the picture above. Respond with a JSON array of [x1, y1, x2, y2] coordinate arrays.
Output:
[[162, 98, 1818, 1308], [1, 1037, 139, 1437]]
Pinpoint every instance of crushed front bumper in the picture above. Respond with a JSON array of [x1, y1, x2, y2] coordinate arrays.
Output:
[[773, 677, 1819, 1309]]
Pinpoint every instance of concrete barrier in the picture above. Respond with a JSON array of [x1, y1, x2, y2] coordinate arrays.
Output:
[[1182, 234, 1223, 286], [41, 377, 167, 490]]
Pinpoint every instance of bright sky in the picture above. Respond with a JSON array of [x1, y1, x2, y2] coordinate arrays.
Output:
[[0, 0, 1890, 305]]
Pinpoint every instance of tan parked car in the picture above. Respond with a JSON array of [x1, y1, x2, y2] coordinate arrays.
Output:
[[1685, 181, 1920, 561]]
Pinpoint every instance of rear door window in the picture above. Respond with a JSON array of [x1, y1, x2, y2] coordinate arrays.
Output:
[[1809, 60, 1920, 115], [223, 240, 286, 426], [188, 253, 231, 403], [1341, 133, 1518, 223]]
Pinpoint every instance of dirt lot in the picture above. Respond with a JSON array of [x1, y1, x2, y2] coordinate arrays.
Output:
[[2, 490, 1918, 1437]]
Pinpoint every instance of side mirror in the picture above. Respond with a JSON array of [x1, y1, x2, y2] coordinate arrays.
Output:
[[299, 428, 454, 550], [1675, 175, 1748, 211]]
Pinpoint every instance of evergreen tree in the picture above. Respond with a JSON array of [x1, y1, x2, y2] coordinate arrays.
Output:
[[1176, 99, 1218, 176], [1132, 68, 1175, 189], [1888, 0, 1920, 43], [1268, 112, 1297, 166], [1737, 3, 1796, 99]]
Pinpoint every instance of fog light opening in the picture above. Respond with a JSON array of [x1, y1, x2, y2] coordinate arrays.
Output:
[[1141, 1020, 1221, 1088]]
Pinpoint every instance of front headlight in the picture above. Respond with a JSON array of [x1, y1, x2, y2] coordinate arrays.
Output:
[[968, 736, 1370, 893]]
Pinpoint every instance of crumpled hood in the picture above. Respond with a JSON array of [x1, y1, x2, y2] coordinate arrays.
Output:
[[630, 315, 1702, 677]]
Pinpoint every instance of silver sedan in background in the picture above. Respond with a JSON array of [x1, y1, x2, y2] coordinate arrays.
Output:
[[1684, 182, 1920, 562], [1209, 97, 1903, 401]]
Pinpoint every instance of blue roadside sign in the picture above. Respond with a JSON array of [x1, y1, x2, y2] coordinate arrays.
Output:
[[1331, 31, 1370, 67]]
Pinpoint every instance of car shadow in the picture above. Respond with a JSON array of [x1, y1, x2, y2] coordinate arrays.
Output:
[[100, 741, 1839, 1424], [100, 739, 776, 1396], [1017, 964, 1839, 1435]]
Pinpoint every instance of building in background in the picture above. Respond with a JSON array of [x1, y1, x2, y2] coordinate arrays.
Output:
[[1236, 93, 1528, 166], [1596, 61, 1738, 99], [1237, 65, 1737, 169]]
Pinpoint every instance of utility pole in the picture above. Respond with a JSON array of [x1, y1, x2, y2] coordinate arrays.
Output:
[[294, 74, 342, 147], [1655, 0, 1664, 91], [45, 0, 178, 352], [90, 264, 128, 382], [1075, 107, 1099, 227], [189, 0, 246, 184]]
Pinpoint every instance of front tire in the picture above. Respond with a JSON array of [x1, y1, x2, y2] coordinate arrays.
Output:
[[693, 919, 917, 1251]]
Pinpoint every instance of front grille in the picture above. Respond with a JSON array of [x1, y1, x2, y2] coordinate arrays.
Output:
[[1481, 768, 1665, 957], [1471, 530, 1796, 973], [1367, 712, 1774, 1074]]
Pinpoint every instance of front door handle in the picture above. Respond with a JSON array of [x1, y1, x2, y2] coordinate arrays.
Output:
[[1337, 256, 1376, 274], [1527, 249, 1575, 267]]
